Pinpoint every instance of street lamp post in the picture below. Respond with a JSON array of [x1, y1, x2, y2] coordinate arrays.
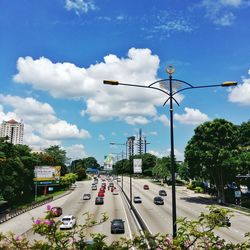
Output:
[[110, 142, 126, 192], [104, 65, 237, 238]]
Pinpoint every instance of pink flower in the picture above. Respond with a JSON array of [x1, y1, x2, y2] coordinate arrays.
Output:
[[15, 236, 22, 241], [164, 236, 172, 245], [44, 219, 53, 226], [35, 219, 41, 225], [46, 205, 51, 211]]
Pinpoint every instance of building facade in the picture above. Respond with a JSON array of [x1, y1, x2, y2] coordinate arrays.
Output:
[[0, 119, 24, 144]]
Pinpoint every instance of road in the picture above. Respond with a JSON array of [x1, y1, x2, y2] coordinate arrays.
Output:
[[121, 177, 250, 243], [0, 179, 139, 245], [2, 176, 250, 245]]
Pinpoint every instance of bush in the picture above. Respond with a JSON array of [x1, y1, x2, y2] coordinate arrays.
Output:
[[194, 186, 204, 193], [0, 206, 249, 249]]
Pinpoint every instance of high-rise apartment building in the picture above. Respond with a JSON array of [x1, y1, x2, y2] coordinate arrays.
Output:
[[0, 119, 24, 144]]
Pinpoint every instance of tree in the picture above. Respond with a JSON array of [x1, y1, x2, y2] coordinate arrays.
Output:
[[83, 157, 100, 169], [239, 120, 250, 147], [185, 119, 239, 203], [0, 142, 35, 204], [36, 145, 68, 176], [152, 156, 171, 181]]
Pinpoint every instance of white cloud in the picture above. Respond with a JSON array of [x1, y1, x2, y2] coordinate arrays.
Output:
[[149, 148, 184, 161], [64, 144, 87, 161], [213, 12, 235, 26], [154, 19, 193, 33], [124, 116, 150, 125], [0, 95, 91, 149], [149, 131, 158, 136], [98, 134, 105, 141], [41, 121, 90, 140], [200, 0, 245, 26], [13, 48, 183, 125], [221, 0, 243, 7], [228, 74, 250, 105], [174, 107, 209, 125], [65, 0, 96, 15], [156, 114, 170, 126]]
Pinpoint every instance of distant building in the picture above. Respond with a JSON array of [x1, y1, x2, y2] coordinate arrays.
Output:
[[0, 119, 24, 144], [126, 129, 149, 157]]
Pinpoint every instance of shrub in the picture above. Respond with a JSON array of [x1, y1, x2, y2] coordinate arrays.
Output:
[[0, 206, 250, 249]]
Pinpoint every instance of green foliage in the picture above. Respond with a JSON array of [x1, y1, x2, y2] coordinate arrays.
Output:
[[0, 206, 250, 249], [185, 119, 240, 202], [194, 186, 204, 193], [60, 173, 78, 187], [152, 157, 171, 180]]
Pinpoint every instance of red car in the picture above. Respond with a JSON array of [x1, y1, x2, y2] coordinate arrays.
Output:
[[98, 192, 105, 197], [143, 185, 149, 190]]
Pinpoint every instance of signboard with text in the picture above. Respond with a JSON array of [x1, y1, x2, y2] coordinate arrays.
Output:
[[133, 159, 142, 173], [33, 166, 61, 182]]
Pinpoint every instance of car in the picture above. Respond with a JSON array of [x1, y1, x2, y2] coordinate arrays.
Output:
[[143, 184, 149, 190], [111, 219, 125, 234], [95, 197, 104, 205], [99, 187, 105, 192], [60, 215, 76, 230], [133, 196, 142, 203], [51, 206, 63, 217], [98, 192, 105, 197], [91, 185, 97, 190], [159, 190, 167, 196], [154, 196, 164, 205], [113, 190, 119, 195], [83, 193, 91, 200], [108, 183, 114, 189]]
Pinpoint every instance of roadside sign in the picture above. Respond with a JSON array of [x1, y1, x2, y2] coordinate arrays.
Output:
[[133, 159, 142, 173], [235, 190, 241, 198], [34, 180, 60, 186]]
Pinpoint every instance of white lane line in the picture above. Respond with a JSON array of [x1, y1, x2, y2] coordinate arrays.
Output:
[[133, 207, 153, 235], [119, 193, 133, 240]]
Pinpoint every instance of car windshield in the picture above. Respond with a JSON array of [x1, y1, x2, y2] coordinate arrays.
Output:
[[113, 220, 123, 225], [62, 218, 71, 221], [155, 197, 162, 200]]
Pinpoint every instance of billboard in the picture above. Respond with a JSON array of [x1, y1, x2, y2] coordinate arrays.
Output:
[[33, 166, 61, 181], [104, 154, 114, 171], [133, 159, 142, 173]]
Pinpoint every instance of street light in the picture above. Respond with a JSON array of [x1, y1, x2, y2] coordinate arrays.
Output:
[[110, 142, 126, 191], [104, 65, 237, 238]]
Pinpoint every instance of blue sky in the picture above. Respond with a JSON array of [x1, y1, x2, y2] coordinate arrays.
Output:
[[0, 0, 250, 164]]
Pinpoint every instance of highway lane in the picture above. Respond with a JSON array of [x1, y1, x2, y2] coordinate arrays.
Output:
[[0, 179, 139, 245], [121, 177, 250, 243]]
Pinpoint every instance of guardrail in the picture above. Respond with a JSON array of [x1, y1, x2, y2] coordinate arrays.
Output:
[[0, 189, 73, 224], [0, 197, 53, 224], [118, 183, 155, 249]]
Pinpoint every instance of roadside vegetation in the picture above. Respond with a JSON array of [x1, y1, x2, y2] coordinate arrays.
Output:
[[0, 205, 250, 249]]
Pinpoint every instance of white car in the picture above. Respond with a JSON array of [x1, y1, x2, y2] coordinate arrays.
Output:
[[113, 190, 119, 195], [83, 193, 91, 200], [60, 215, 76, 229]]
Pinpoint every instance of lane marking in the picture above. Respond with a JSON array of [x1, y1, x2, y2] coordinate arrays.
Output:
[[119, 191, 133, 240]]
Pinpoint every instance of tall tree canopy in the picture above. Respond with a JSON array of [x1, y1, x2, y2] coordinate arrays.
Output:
[[185, 119, 239, 203]]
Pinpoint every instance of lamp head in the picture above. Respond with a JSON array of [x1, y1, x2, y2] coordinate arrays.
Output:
[[221, 81, 237, 87], [103, 80, 119, 85]]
